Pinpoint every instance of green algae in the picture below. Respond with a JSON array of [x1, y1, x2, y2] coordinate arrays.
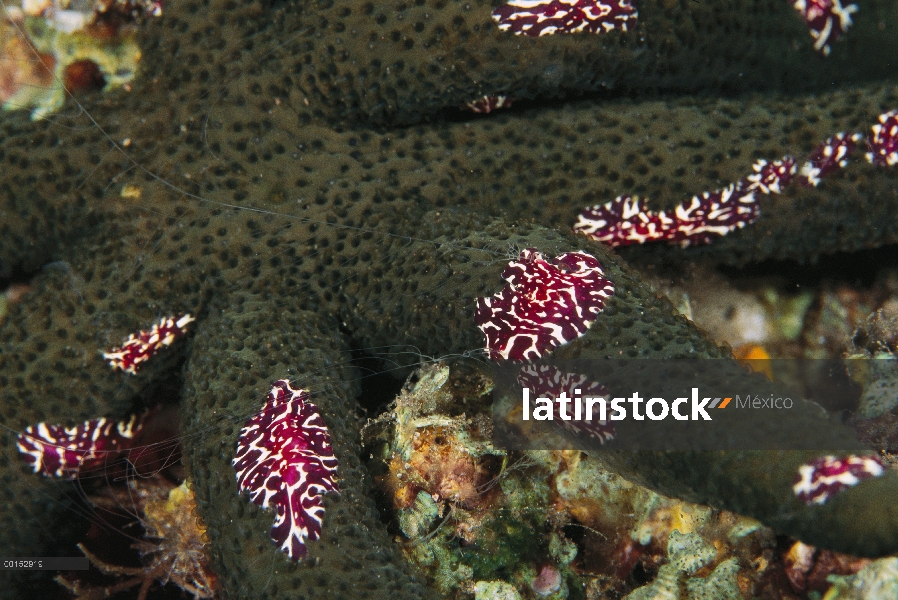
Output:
[[623, 540, 741, 599], [474, 580, 521, 600], [380, 363, 797, 599], [398, 491, 441, 540], [15, 17, 141, 119]]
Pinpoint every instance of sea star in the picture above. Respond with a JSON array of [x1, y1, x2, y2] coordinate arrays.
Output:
[[2, 0, 898, 597]]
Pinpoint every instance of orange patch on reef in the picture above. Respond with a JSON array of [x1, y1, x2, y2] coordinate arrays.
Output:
[[782, 540, 870, 594], [383, 425, 500, 512], [734, 344, 774, 380]]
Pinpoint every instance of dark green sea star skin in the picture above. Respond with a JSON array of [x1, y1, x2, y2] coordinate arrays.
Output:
[[1, 0, 898, 596], [250, 0, 898, 126]]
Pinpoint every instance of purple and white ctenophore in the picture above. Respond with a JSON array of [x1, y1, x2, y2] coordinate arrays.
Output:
[[798, 132, 862, 187], [492, 0, 637, 37], [475, 249, 614, 362], [866, 110, 898, 167], [233, 380, 339, 560], [791, 0, 858, 55], [793, 454, 886, 505], [462, 95, 513, 114], [573, 195, 675, 246], [17, 415, 144, 479], [666, 184, 760, 247], [103, 314, 195, 375], [517, 363, 615, 444], [574, 183, 759, 248], [744, 157, 797, 195]]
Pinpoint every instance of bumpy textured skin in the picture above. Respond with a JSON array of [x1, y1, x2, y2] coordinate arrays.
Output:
[[429, 84, 898, 265], [182, 297, 437, 598], [1, 0, 898, 596], [595, 450, 898, 558], [219, 0, 898, 126]]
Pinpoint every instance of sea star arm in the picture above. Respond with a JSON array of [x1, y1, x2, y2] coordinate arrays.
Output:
[[328, 212, 898, 559], [597, 450, 898, 557], [266, 0, 898, 125], [0, 239, 200, 565], [180, 299, 438, 597], [3, 206, 898, 598], [2, 0, 898, 594]]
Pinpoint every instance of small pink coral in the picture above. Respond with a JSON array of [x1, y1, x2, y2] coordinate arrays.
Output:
[[866, 110, 898, 167], [492, 0, 637, 37], [233, 380, 339, 560], [103, 314, 195, 375], [17, 415, 144, 479], [791, 0, 858, 55], [793, 454, 885, 505], [475, 249, 614, 361], [531, 563, 562, 596]]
